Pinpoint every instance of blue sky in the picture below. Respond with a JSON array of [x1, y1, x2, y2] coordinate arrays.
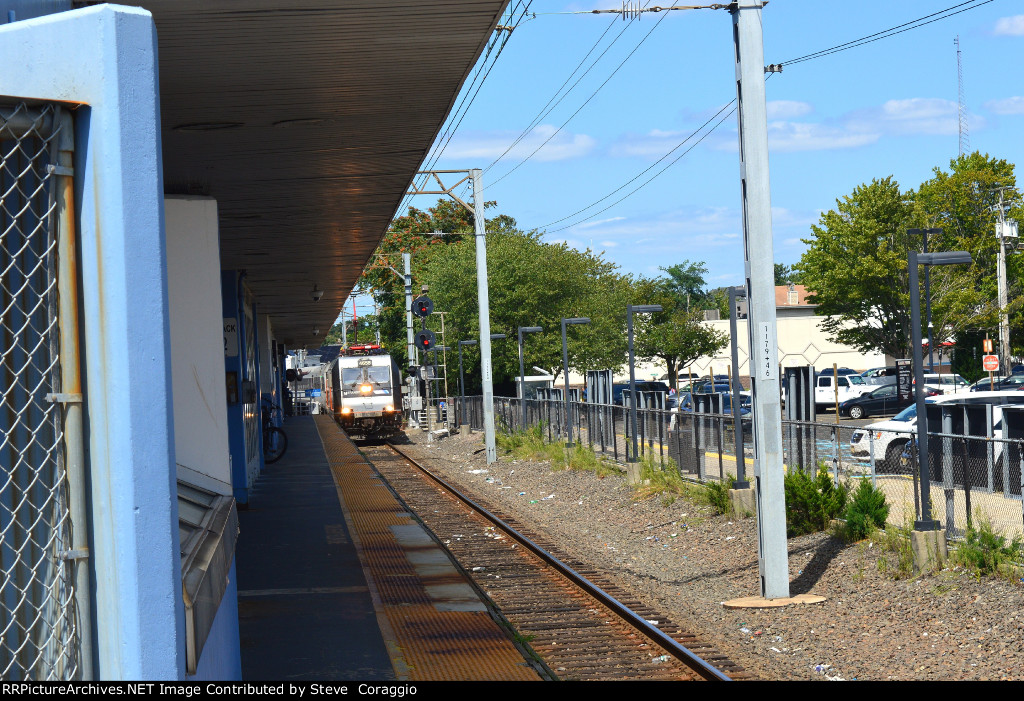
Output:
[[348, 1, 1023, 317]]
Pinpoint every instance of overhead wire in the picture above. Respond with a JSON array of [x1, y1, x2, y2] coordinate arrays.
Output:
[[391, 1, 533, 220], [488, 5, 672, 189], [780, 0, 997, 66], [481, 13, 629, 176], [535, 0, 1000, 232]]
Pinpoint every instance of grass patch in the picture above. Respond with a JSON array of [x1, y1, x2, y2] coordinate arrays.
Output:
[[703, 475, 737, 516], [875, 523, 916, 580], [951, 513, 1024, 581], [496, 424, 622, 477]]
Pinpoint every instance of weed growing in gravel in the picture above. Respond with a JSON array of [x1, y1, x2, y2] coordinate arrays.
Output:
[[840, 477, 890, 542], [496, 424, 621, 477], [632, 456, 702, 502], [703, 476, 737, 516], [951, 513, 1024, 581], [875, 523, 915, 580], [784, 464, 848, 537]]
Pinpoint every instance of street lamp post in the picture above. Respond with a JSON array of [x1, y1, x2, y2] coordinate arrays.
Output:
[[627, 305, 662, 465], [458, 340, 476, 427], [518, 326, 543, 430], [908, 228, 943, 372], [910, 250, 972, 531], [561, 318, 590, 446]]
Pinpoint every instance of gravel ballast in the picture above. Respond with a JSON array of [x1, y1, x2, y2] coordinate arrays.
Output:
[[394, 429, 1024, 681]]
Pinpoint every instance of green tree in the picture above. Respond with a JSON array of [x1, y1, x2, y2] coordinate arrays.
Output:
[[417, 224, 632, 385], [631, 276, 728, 388], [795, 177, 921, 359], [795, 170, 1007, 361], [356, 198, 509, 367], [915, 152, 1023, 356]]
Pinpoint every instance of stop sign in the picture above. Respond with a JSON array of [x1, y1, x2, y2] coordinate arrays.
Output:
[[983, 354, 1000, 372]]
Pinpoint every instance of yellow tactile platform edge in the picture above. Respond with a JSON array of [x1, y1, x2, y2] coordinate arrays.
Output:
[[314, 416, 540, 682]]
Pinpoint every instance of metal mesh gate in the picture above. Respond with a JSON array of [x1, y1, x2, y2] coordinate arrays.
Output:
[[1, 102, 83, 680]]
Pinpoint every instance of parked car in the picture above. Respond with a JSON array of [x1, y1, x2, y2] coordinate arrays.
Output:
[[860, 366, 897, 385], [611, 381, 673, 406], [921, 373, 968, 395], [838, 383, 939, 419], [850, 390, 1024, 473], [969, 374, 1024, 392]]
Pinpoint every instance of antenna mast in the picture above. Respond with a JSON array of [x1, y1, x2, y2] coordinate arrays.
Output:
[[956, 35, 969, 156]]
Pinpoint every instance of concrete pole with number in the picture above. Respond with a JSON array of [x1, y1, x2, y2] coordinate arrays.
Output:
[[732, 0, 789, 599], [471, 170, 497, 463]]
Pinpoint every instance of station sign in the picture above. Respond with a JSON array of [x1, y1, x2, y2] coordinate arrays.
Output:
[[896, 359, 912, 402], [305, 389, 322, 398]]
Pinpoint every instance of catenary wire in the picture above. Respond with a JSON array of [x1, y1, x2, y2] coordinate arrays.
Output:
[[534, 0, 999, 232], [488, 6, 672, 189], [780, 0, 996, 65], [482, 13, 632, 175]]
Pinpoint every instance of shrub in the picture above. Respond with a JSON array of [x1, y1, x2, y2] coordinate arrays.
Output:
[[703, 476, 737, 516], [784, 464, 848, 537], [952, 514, 1024, 580], [842, 477, 889, 541]]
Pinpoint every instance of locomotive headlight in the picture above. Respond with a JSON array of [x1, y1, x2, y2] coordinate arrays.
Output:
[[341, 406, 352, 415], [384, 405, 395, 413], [360, 383, 373, 395]]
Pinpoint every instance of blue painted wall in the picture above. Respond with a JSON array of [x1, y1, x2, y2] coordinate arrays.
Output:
[[0, 6, 184, 678], [187, 560, 242, 681]]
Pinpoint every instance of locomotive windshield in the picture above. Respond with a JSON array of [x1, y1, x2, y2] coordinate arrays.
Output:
[[341, 365, 392, 396]]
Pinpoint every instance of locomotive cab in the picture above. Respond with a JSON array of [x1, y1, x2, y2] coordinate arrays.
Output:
[[330, 345, 403, 438]]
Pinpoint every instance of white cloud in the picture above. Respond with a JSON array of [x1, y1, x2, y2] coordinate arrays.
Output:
[[609, 129, 689, 158], [440, 124, 595, 163], [766, 100, 813, 120], [766, 122, 878, 152], [599, 240, 618, 248], [577, 216, 626, 229], [994, 15, 1024, 36], [985, 97, 1024, 115]]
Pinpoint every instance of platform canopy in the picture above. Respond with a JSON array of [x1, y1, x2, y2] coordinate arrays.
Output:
[[146, 0, 510, 345]]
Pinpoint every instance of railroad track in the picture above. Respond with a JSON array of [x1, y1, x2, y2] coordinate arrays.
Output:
[[358, 441, 749, 681]]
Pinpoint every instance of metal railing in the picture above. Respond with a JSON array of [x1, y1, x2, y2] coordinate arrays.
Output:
[[1, 102, 86, 679], [449, 395, 1024, 541]]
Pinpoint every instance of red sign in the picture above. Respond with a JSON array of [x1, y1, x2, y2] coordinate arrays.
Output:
[[983, 355, 1000, 372]]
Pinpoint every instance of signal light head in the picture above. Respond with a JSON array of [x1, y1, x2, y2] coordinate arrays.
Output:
[[412, 295, 434, 318]]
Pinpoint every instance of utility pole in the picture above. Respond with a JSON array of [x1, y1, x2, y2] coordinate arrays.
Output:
[[993, 186, 1018, 374], [471, 169, 498, 464], [403, 252, 416, 368], [732, 0, 789, 600]]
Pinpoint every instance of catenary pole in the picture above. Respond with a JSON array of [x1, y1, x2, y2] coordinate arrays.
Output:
[[732, 0, 789, 599], [471, 169, 497, 463]]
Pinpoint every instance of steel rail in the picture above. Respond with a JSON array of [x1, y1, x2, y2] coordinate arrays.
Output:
[[385, 441, 733, 681]]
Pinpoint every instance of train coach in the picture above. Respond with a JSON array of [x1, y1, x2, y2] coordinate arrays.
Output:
[[326, 344, 404, 439]]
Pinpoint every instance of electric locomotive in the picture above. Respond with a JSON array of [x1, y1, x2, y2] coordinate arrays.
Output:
[[327, 344, 403, 438]]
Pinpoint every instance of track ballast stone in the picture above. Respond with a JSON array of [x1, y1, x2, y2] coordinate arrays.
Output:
[[394, 429, 1024, 682]]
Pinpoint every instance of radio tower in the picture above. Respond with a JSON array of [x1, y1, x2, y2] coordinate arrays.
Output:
[[956, 35, 969, 156]]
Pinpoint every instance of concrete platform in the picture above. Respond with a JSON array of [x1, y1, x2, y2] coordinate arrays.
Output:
[[235, 415, 540, 681]]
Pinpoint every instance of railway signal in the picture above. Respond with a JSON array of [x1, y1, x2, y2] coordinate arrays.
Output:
[[415, 329, 436, 351], [412, 295, 433, 318]]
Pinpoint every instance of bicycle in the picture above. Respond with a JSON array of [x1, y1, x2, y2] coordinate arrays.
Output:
[[262, 401, 288, 463]]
